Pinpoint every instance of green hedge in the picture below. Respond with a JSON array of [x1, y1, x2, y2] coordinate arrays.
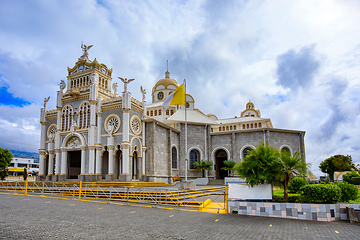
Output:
[[343, 171, 360, 183], [289, 177, 307, 193], [334, 182, 358, 202], [300, 184, 341, 203]]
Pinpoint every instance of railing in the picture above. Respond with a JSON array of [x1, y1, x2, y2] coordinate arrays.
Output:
[[0, 181, 227, 212]]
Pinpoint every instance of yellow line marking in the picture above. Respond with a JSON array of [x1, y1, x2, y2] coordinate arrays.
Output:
[[180, 209, 198, 212], [335, 231, 339, 234], [269, 224, 272, 227], [70, 204, 76, 206], [45, 201, 51, 203], [215, 219, 219, 222], [98, 207, 103, 209], [131, 211, 136, 213], [169, 215, 174, 217], [158, 207, 174, 210], [23, 199, 29, 201]]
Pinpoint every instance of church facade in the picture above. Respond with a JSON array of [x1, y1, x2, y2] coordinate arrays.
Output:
[[38, 46, 305, 182]]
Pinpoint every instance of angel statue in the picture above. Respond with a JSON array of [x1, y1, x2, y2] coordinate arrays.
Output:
[[44, 96, 50, 110], [118, 77, 135, 92], [112, 82, 118, 96], [79, 43, 93, 60], [140, 86, 146, 102], [60, 80, 66, 91]]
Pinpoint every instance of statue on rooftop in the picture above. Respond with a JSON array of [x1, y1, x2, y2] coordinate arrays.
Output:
[[79, 43, 93, 61]]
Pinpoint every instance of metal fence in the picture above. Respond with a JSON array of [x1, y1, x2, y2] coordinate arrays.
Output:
[[0, 180, 227, 212]]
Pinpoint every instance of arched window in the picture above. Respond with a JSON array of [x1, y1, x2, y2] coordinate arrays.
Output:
[[172, 147, 177, 169], [189, 149, 200, 169], [79, 101, 90, 129], [242, 147, 253, 159], [281, 146, 291, 156], [61, 105, 73, 131]]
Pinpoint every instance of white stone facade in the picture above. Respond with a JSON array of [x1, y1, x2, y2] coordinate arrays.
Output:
[[38, 46, 305, 182]]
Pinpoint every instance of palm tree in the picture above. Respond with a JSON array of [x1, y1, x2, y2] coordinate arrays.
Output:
[[221, 160, 236, 177], [193, 160, 213, 178], [277, 151, 310, 201], [235, 143, 282, 187]]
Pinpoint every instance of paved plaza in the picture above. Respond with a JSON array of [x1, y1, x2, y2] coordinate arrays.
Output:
[[0, 193, 359, 239]]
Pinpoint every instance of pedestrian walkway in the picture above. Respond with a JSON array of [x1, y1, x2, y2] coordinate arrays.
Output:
[[0, 193, 359, 239]]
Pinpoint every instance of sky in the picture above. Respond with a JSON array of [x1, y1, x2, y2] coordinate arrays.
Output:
[[0, 0, 359, 176]]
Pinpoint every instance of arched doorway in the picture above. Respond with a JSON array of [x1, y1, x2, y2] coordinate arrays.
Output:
[[215, 149, 228, 179], [115, 149, 122, 180], [102, 147, 109, 179], [132, 152, 138, 180], [67, 150, 81, 179], [44, 154, 49, 177]]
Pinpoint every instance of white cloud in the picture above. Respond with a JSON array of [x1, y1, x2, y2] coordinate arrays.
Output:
[[0, 0, 359, 176]]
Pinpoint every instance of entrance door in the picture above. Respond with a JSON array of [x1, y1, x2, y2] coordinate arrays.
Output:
[[115, 150, 122, 179], [102, 151, 109, 179], [215, 149, 228, 179], [68, 151, 81, 179]]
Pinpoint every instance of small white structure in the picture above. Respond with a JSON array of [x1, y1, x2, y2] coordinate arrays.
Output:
[[8, 157, 39, 176], [228, 183, 272, 200]]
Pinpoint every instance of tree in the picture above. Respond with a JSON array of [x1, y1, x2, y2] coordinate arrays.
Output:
[[0, 147, 13, 180], [235, 143, 310, 202], [193, 160, 213, 178], [277, 151, 310, 201], [319, 155, 355, 181], [221, 160, 236, 177], [235, 143, 282, 187]]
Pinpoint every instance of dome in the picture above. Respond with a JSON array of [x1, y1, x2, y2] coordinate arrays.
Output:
[[246, 101, 255, 110], [152, 71, 179, 94]]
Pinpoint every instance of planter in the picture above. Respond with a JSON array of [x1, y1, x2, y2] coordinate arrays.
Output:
[[193, 178, 208, 186], [176, 181, 196, 190]]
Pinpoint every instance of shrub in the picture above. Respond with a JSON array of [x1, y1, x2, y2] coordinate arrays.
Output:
[[343, 171, 360, 183], [273, 193, 302, 203], [334, 182, 358, 202], [301, 184, 342, 203], [289, 177, 307, 193]]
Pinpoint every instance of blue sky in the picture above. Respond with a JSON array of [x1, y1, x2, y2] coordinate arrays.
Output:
[[0, 0, 359, 176]]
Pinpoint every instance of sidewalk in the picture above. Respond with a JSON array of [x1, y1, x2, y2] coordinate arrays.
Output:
[[0, 193, 359, 239]]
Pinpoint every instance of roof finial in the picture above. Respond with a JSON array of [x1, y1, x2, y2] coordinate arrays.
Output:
[[165, 60, 170, 78]]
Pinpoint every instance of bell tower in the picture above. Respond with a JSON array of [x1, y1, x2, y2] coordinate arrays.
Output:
[[65, 44, 113, 101]]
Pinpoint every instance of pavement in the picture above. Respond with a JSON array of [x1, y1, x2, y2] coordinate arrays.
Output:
[[0, 192, 359, 240]]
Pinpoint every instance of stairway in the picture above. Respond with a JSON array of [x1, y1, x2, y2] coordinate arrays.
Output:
[[207, 179, 225, 186]]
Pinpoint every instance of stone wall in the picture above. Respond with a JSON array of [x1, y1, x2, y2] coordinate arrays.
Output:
[[228, 201, 360, 222]]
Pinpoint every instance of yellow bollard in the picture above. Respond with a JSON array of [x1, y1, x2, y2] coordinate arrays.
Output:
[[225, 186, 228, 214], [78, 181, 82, 200], [24, 178, 28, 196]]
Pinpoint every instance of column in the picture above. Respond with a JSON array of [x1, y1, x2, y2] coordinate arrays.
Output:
[[38, 121, 47, 180], [95, 111, 102, 178], [107, 145, 114, 181], [55, 88, 63, 181], [60, 148, 67, 182], [38, 151, 46, 180], [80, 146, 86, 174], [88, 146, 96, 173], [120, 108, 130, 182], [47, 149, 54, 179], [54, 149, 61, 181], [141, 91, 147, 181]]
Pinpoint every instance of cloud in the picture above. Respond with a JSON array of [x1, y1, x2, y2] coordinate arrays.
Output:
[[276, 45, 320, 91], [0, 0, 359, 177]]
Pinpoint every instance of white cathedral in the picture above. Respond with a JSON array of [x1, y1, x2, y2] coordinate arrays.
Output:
[[38, 45, 306, 182]]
